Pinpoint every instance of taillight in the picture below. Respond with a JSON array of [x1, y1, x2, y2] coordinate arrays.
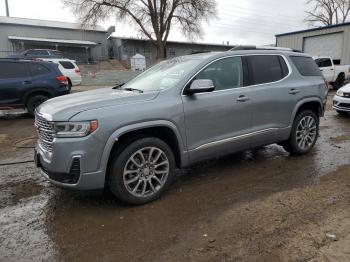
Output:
[[56, 75, 68, 85], [75, 68, 81, 74]]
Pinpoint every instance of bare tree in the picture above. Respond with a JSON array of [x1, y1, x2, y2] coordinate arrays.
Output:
[[305, 0, 350, 26], [64, 0, 217, 60]]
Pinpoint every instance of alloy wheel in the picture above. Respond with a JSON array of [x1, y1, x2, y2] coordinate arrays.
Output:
[[123, 147, 170, 198], [296, 116, 317, 150]]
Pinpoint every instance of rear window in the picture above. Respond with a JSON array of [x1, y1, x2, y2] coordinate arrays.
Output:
[[28, 63, 51, 76], [0, 62, 29, 79], [247, 55, 289, 85], [314, 58, 332, 68], [290, 56, 322, 77], [26, 50, 48, 56], [59, 61, 75, 69]]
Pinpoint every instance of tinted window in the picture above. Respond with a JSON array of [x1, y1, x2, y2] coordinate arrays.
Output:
[[247, 55, 288, 85], [0, 62, 29, 79], [59, 61, 75, 69], [51, 51, 64, 57], [315, 58, 332, 67], [26, 50, 49, 56], [290, 56, 322, 77], [28, 63, 50, 76], [195, 57, 243, 91]]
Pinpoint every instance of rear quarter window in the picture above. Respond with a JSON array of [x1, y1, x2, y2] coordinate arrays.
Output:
[[290, 56, 322, 77], [59, 61, 75, 69], [28, 63, 51, 76]]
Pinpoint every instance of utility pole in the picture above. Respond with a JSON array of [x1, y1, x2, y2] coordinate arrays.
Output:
[[5, 0, 10, 17]]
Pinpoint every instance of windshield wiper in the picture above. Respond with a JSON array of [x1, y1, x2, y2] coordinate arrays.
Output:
[[113, 83, 143, 93]]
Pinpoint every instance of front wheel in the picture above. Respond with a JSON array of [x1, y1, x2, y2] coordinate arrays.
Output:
[[282, 110, 319, 155], [109, 137, 175, 205]]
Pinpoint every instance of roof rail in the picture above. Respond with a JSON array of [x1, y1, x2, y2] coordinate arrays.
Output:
[[229, 45, 302, 53]]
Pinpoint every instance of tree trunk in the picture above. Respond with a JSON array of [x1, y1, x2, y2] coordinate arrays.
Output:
[[156, 41, 166, 61]]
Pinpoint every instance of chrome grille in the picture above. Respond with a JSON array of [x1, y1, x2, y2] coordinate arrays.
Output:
[[35, 113, 54, 152]]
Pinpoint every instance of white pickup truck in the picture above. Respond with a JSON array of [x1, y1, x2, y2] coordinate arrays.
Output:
[[313, 57, 350, 89]]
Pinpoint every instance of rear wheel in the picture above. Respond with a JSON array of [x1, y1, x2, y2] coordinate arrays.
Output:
[[26, 94, 49, 116], [333, 74, 345, 90], [282, 110, 319, 155], [109, 137, 175, 205], [67, 79, 72, 92]]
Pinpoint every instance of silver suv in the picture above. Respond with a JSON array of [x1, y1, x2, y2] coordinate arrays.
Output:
[[34, 50, 327, 204]]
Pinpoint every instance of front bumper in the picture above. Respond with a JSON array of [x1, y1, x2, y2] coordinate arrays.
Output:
[[34, 138, 106, 190], [333, 95, 350, 112]]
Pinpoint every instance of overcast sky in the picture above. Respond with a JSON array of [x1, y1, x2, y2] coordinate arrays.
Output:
[[1, 0, 310, 45]]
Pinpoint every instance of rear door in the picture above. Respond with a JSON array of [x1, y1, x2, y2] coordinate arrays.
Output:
[[0, 61, 31, 107], [245, 55, 299, 146], [182, 56, 253, 163], [314, 58, 334, 82]]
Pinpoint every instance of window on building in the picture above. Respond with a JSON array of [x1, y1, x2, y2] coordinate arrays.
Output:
[[59, 61, 75, 69], [290, 56, 322, 77], [28, 63, 50, 76], [195, 57, 243, 91], [247, 55, 289, 85], [0, 62, 29, 79]]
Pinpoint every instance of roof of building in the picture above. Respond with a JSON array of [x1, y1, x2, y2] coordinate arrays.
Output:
[[275, 22, 350, 37], [8, 36, 98, 45], [0, 16, 107, 32], [115, 36, 234, 48]]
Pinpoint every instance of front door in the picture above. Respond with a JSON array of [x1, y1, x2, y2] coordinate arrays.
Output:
[[182, 56, 253, 163]]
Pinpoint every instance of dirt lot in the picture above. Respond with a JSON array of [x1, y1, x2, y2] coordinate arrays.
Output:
[[0, 92, 349, 262]]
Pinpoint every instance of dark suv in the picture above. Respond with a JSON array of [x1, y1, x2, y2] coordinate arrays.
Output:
[[0, 59, 69, 116], [8, 49, 64, 59]]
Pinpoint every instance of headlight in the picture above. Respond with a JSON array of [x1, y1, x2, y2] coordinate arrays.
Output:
[[53, 120, 98, 138], [336, 90, 344, 97]]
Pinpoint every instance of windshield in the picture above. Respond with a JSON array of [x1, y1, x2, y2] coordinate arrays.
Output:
[[121, 56, 206, 92]]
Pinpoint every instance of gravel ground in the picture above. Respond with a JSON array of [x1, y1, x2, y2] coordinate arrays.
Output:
[[0, 92, 349, 262]]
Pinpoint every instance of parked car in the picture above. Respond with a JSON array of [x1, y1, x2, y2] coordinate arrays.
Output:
[[34, 50, 327, 205], [8, 49, 64, 59], [314, 57, 350, 89], [42, 58, 82, 90], [0, 59, 69, 116], [333, 83, 350, 115]]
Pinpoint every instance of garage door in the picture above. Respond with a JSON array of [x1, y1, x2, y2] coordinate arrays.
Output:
[[303, 32, 344, 60]]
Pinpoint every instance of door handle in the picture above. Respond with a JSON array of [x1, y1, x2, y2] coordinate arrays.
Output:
[[236, 95, 250, 102], [22, 80, 32, 85], [330, 68, 334, 71], [289, 88, 300, 95]]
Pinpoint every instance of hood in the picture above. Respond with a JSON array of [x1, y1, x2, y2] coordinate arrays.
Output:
[[37, 87, 159, 121], [340, 83, 350, 93]]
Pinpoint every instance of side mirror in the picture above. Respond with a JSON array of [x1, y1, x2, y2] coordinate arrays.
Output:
[[186, 79, 215, 95]]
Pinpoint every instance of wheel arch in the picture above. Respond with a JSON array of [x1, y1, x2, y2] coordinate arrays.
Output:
[[290, 98, 323, 125], [23, 89, 54, 105], [101, 121, 189, 185]]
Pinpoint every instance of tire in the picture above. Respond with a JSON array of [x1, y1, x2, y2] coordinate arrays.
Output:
[[67, 79, 72, 92], [282, 110, 319, 155], [333, 74, 345, 90], [26, 94, 49, 117], [109, 137, 175, 205], [337, 110, 349, 116]]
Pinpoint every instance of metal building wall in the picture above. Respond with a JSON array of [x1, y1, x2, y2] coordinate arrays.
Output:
[[0, 24, 108, 62], [276, 24, 350, 64]]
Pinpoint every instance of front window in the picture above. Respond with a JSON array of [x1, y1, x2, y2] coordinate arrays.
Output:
[[121, 55, 208, 92], [194, 57, 243, 90]]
